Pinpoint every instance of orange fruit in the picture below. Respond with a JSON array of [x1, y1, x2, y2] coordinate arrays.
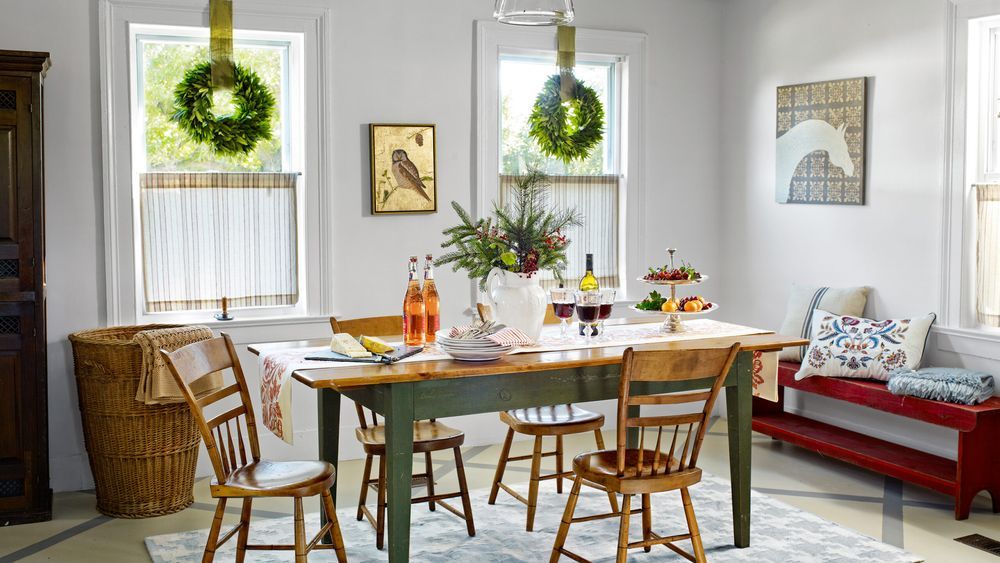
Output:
[[684, 300, 703, 312], [661, 300, 679, 312]]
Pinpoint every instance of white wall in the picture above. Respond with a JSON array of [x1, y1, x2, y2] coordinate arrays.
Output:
[[718, 0, 971, 457], [0, 0, 726, 492]]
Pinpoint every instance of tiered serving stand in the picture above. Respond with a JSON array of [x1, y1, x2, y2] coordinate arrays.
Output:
[[630, 248, 719, 333]]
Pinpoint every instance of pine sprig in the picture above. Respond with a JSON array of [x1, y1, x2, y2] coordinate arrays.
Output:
[[436, 170, 581, 288]]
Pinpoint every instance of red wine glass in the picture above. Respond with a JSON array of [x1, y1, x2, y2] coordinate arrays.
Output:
[[550, 287, 575, 337]]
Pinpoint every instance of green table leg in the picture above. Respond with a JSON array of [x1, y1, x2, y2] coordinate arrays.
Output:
[[384, 382, 415, 562], [318, 388, 341, 543], [626, 404, 640, 449], [725, 351, 752, 548]]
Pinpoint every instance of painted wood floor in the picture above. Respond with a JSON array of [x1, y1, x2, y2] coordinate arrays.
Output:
[[1, 418, 998, 562]]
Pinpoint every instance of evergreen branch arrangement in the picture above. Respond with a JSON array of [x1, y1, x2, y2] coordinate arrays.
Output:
[[172, 61, 276, 156], [437, 170, 582, 289]]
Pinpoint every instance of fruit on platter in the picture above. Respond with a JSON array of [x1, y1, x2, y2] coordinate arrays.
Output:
[[636, 291, 714, 313], [679, 295, 712, 312], [643, 262, 702, 282], [636, 290, 668, 311]]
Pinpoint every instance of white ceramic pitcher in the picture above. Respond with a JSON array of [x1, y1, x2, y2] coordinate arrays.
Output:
[[484, 268, 547, 342]]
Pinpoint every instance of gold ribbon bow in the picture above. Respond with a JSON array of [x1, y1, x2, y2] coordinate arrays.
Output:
[[557, 25, 576, 102], [210, 0, 234, 89]]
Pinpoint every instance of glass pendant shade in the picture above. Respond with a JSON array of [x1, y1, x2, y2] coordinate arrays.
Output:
[[494, 0, 575, 26]]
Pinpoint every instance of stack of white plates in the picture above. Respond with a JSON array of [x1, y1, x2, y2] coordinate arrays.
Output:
[[436, 332, 513, 362]]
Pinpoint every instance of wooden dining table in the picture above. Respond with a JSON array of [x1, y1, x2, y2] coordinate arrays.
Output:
[[248, 319, 805, 562]]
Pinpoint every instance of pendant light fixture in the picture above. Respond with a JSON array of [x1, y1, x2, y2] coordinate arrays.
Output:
[[493, 0, 575, 26]]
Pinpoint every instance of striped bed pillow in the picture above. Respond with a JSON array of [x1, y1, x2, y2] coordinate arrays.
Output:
[[778, 284, 869, 362]]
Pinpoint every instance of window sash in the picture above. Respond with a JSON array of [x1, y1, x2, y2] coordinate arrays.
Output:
[[140, 172, 299, 313], [977, 184, 1000, 326], [500, 174, 619, 290]]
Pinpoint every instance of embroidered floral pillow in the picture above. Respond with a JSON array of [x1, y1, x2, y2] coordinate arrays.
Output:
[[794, 310, 936, 382]]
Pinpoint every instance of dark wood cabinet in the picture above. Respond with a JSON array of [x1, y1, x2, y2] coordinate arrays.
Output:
[[0, 50, 50, 525]]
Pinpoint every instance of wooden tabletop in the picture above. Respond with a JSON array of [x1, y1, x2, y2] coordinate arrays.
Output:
[[247, 319, 807, 390]]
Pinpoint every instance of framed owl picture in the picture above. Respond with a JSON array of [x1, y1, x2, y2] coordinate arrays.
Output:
[[369, 123, 437, 214]]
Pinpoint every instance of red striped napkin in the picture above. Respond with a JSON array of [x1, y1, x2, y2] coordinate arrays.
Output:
[[485, 327, 533, 347]]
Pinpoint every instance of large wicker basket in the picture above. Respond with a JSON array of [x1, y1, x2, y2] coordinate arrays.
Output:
[[69, 325, 200, 518]]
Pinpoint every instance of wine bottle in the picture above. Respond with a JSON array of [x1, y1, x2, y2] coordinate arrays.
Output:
[[579, 253, 599, 291], [578, 253, 599, 336], [403, 256, 426, 346], [422, 254, 440, 343]]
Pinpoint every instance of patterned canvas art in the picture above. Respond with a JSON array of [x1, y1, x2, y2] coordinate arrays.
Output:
[[776, 77, 866, 204]]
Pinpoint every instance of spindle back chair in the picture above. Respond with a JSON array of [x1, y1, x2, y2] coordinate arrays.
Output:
[[162, 333, 347, 563], [550, 343, 741, 563], [329, 316, 476, 549], [480, 302, 617, 530]]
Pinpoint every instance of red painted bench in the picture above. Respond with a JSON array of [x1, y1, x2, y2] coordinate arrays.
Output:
[[752, 361, 1000, 519]]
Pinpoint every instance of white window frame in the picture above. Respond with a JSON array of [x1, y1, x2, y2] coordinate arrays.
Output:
[[99, 0, 335, 326], [475, 21, 646, 301]]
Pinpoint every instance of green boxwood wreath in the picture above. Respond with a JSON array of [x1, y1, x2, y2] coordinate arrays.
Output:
[[172, 61, 276, 156], [528, 74, 605, 164]]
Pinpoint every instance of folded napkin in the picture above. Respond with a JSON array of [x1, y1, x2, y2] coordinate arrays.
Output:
[[134, 325, 221, 405], [887, 367, 995, 405], [447, 324, 533, 346], [485, 327, 533, 347]]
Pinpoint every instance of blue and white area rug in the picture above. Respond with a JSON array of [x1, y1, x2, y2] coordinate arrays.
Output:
[[146, 473, 922, 562]]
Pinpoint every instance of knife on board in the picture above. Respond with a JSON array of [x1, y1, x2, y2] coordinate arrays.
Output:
[[304, 346, 424, 365]]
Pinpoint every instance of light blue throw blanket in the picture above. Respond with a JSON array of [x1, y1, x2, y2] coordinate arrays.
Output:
[[887, 367, 995, 405]]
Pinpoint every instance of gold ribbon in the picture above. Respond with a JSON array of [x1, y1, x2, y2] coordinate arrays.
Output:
[[210, 0, 234, 89], [557, 25, 576, 102]]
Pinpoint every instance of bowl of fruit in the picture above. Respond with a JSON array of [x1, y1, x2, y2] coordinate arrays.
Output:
[[638, 263, 706, 285], [631, 291, 718, 316]]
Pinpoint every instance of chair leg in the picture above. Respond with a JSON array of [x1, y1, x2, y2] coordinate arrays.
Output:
[[293, 497, 307, 563], [681, 487, 707, 563], [376, 455, 387, 550], [594, 428, 607, 451], [595, 429, 620, 513], [617, 495, 632, 563], [235, 498, 252, 563], [526, 435, 544, 532], [425, 451, 436, 512], [201, 498, 227, 563], [555, 435, 564, 494], [454, 446, 477, 537], [550, 475, 583, 563], [321, 488, 349, 563], [489, 428, 515, 504], [641, 493, 652, 553], [357, 454, 373, 521]]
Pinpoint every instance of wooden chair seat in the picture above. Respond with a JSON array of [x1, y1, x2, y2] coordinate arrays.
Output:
[[501, 405, 605, 436], [210, 460, 336, 498], [355, 420, 466, 454], [573, 450, 702, 494]]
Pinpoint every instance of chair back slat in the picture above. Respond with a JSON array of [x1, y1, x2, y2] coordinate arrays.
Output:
[[626, 412, 702, 428], [162, 333, 261, 485], [197, 383, 241, 408], [628, 391, 712, 406], [626, 346, 738, 382], [616, 343, 740, 477], [330, 315, 402, 338]]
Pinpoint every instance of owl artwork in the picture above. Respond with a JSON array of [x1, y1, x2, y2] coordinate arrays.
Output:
[[370, 124, 437, 214]]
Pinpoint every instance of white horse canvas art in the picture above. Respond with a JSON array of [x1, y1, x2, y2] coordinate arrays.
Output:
[[775, 77, 866, 204], [775, 120, 854, 203]]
